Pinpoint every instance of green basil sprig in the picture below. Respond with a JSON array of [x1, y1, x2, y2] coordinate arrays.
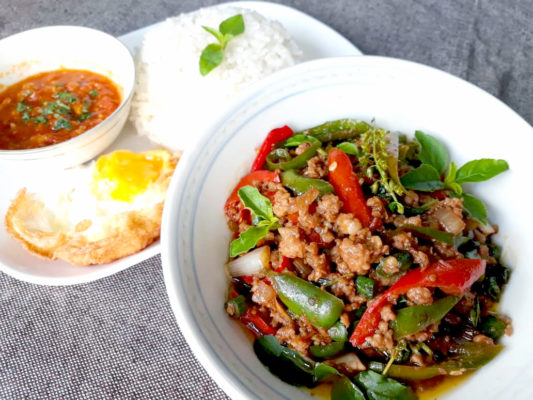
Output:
[[199, 14, 245, 76], [400, 130, 509, 223], [229, 186, 278, 257]]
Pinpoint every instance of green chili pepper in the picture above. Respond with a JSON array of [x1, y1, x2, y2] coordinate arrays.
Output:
[[369, 342, 503, 380], [281, 169, 334, 196], [301, 119, 371, 142], [355, 276, 374, 298], [309, 341, 345, 358], [224, 295, 247, 318], [480, 315, 506, 340], [272, 273, 344, 328], [328, 321, 348, 342], [391, 296, 460, 339], [331, 376, 366, 400], [266, 137, 321, 170]]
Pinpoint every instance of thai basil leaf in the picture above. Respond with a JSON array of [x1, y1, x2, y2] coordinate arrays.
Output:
[[400, 164, 446, 191], [314, 363, 342, 382], [203, 25, 223, 41], [331, 376, 366, 400], [229, 224, 270, 257], [462, 193, 488, 224], [238, 186, 274, 221], [336, 142, 360, 155], [415, 130, 449, 174], [455, 159, 509, 183], [199, 43, 224, 76], [254, 335, 316, 387], [355, 370, 417, 400], [219, 13, 245, 36]]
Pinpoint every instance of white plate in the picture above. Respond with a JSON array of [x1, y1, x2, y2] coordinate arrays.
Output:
[[161, 55, 533, 400], [0, 1, 361, 285]]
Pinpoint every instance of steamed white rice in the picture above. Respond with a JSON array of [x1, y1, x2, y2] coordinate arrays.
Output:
[[130, 6, 302, 152]]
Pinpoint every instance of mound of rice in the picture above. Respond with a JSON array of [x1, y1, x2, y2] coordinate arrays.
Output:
[[130, 6, 302, 152]]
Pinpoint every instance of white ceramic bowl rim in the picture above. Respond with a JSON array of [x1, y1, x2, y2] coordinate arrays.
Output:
[[0, 25, 135, 156], [162, 55, 533, 400]]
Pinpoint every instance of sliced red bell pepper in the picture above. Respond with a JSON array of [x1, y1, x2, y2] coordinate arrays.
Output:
[[275, 256, 292, 273], [251, 125, 294, 172], [349, 258, 486, 346], [327, 148, 372, 227], [224, 170, 280, 216], [240, 308, 277, 336]]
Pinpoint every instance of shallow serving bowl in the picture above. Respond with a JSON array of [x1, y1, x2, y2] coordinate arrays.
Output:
[[161, 56, 533, 400], [0, 25, 135, 170]]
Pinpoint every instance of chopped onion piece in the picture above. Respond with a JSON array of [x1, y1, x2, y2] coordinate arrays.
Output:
[[435, 208, 465, 235], [479, 223, 496, 235], [226, 246, 270, 277], [330, 352, 366, 373]]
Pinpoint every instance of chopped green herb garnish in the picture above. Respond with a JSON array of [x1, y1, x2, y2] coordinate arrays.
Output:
[[54, 91, 78, 103], [79, 112, 92, 122], [21, 112, 30, 123], [16, 100, 30, 113], [199, 14, 245, 76], [32, 115, 47, 124], [53, 118, 72, 131], [89, 90, 99, 98]]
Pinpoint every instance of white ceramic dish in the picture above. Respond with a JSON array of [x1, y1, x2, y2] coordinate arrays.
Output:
[[0, 25, 135, 171], [0, 1, 361, 285], [161, 56, 533, 400]]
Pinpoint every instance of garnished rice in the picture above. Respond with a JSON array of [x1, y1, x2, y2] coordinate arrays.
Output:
[[130, 6, 302, 152]]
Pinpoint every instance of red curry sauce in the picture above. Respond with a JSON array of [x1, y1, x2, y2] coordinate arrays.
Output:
[[0, 69, 121, 150]]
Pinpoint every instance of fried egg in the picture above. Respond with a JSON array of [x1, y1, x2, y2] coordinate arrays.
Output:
[[5, 149, 178, 265]]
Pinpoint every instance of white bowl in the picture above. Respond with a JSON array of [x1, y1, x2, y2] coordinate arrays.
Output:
[[0, 25, 135, 170], [161, 56, 533, 400]]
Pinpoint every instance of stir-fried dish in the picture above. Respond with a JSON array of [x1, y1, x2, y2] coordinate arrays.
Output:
[[224, 120, 510, 399]]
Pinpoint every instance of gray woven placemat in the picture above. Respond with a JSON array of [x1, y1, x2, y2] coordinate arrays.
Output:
[[0, 1, 531, 399]]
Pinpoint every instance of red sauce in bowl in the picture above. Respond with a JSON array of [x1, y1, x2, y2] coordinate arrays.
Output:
[[0, 69, 121, 150]]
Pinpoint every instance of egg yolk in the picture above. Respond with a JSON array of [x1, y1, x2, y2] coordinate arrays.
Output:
[[93, 150, 165, 202]]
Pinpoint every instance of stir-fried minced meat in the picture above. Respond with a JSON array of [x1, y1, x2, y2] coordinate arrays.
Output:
[[303, 154, 328, 179], [224, 121, 512, 398], [406, 287, 433, 305], [278, 226, 305, 258], [335, 213, 363, 236], [316, 194, 342, 224], [251, 279, 292, 327]]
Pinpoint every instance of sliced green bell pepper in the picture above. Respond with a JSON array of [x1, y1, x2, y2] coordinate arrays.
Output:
[[391, 296, 460, 339], [301, 119, 371, 142], [328, 321, 348, 342], [281, 169, 334, 196], [309, 341, 345, 358], [272, 273, 344, 328], [266, 137, 321, 170]]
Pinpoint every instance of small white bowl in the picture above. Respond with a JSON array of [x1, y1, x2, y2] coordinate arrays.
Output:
[[0, 25, 135, 170], [161, 56, 533, 399]]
